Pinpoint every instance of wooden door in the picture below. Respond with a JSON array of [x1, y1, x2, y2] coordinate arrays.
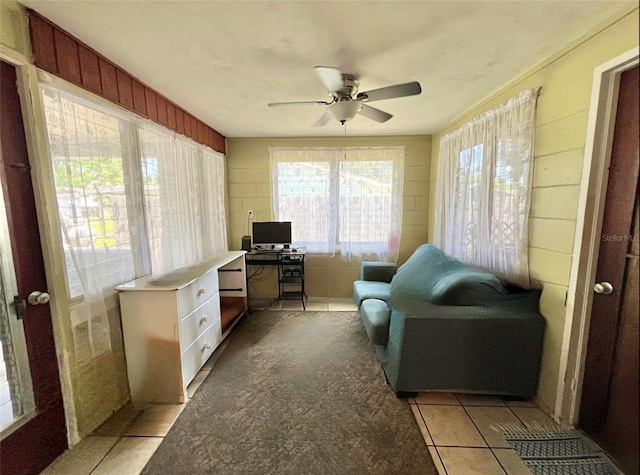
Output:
[[0, 61, 67, 474], [579, 66, 639, 474]]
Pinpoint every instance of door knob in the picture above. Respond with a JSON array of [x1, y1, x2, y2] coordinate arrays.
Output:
[[27, 291, 50, 305], [594, 282, 614, 295]]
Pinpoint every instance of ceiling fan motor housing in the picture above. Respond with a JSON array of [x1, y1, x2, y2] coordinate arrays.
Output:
[[333, 74, 359, 100]]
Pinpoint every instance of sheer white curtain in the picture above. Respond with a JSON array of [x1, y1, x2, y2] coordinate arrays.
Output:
[[270, 147, 403, 262], [201, 149, 228, 257], [139, 126, 227, 276], [433, 88, 540, 286], [42, 86, 142, 361], [271, 148, 337, 254], [339, 147, 404, 262]]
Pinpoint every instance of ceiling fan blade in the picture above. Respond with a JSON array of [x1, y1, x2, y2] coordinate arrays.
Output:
[[312, 111, 332, 127], [268, 101, 330, 107], [356, 81, 421, 102], [358, 104, 393, 123], [314, 66, 344, 93]]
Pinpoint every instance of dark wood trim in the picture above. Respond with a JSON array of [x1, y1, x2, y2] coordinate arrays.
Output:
[[26, 9, 225, 154], [167, 102, 177, 130], [0, 59, 67, 475], [116, 69, 134, 110], [144, 88, 158, 122], [98, 58, 119, 103], [175, 108, 184, 135], [53, 29, 81, 84], [580, 68, 640, 475], [156, 95, 168, 127], [28, 14, 57, 73], [78, 45, 102, 95], [131, 79, 147, 116]]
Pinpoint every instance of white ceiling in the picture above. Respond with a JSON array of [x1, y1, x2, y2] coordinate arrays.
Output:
[[22, 1, 633, 138]]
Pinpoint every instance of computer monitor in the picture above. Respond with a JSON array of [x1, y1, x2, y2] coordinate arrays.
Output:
[[252, 221, 292, 248]]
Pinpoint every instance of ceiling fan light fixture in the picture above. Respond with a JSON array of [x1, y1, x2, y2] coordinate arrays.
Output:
[[327, 101, 362, 123]]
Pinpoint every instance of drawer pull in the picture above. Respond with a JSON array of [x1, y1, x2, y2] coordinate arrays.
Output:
[[199, 315, 208, 324], [202, 342, 211, 352], [198, 287, 206, 296]]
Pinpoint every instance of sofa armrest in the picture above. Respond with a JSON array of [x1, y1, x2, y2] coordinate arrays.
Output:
[[384, 300, 545, 398], [361, 262, 397, 282]]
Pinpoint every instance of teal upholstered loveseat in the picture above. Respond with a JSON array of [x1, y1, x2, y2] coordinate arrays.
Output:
[[353, 244, 545, 398]]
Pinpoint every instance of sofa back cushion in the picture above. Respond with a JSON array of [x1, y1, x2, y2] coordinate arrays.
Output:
[[390, 244, 508, 306]]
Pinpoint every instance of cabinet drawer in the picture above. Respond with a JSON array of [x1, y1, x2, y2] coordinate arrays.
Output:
[[178, 271, 219, 316], [180, 295, 220, 350], [181, 323, 221, 388]]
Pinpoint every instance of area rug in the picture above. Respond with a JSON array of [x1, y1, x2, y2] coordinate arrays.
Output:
[[501, 427, 619, 475], [142, 310, 437, 474]]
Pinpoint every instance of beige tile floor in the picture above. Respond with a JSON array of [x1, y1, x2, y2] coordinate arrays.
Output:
[[408, 392, 624, 475], [410, 392, 538, 475], [41, 300, 610, 475]]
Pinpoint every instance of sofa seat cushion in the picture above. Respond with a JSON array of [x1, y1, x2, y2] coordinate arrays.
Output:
[[353, 280, 392, 306], [360, 299, 391, 346]]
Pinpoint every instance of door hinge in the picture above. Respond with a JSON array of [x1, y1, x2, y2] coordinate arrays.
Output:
[[13, 295, 27, 319]]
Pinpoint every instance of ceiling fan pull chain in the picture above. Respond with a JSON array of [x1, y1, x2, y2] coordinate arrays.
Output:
[[343, 122, 347, 160]]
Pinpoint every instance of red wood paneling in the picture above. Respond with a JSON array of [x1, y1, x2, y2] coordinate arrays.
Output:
[[216, 133, 225, 154], [98, 58, 119, 102], [131, 80, 147, 116], [197, 121, 204, 143], [78, 45, 102, 94], [190, 116, 197, 141], [175, 108, 184, 135], [145, 89, 158, 121], [116, 69, 134, 110], [28, 14, 57, 73], [167, 103, 176, 130], [183, 113, 192, 137], [53, 30, 81, 84], [156, 95, 168, 126]]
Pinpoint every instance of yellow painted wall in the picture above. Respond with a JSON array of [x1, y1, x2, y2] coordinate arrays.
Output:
[[429, 8, 639, 415], [226, 135, 431, 298], [0, 0, 30, 56], [1, 2, 129, 443]]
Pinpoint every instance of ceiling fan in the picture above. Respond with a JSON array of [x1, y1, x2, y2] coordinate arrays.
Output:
[[268, 66, 422, 127]]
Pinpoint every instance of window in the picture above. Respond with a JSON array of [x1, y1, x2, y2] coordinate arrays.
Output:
[[40, 81, 228, 361], [42, 87, 141, 300], [270, 147, 404, 262], [42, 86, 144, 359], [434, 88, 539, 286]]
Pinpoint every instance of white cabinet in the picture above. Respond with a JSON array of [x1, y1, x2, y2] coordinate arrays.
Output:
[[117, 251, 246, 404]]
